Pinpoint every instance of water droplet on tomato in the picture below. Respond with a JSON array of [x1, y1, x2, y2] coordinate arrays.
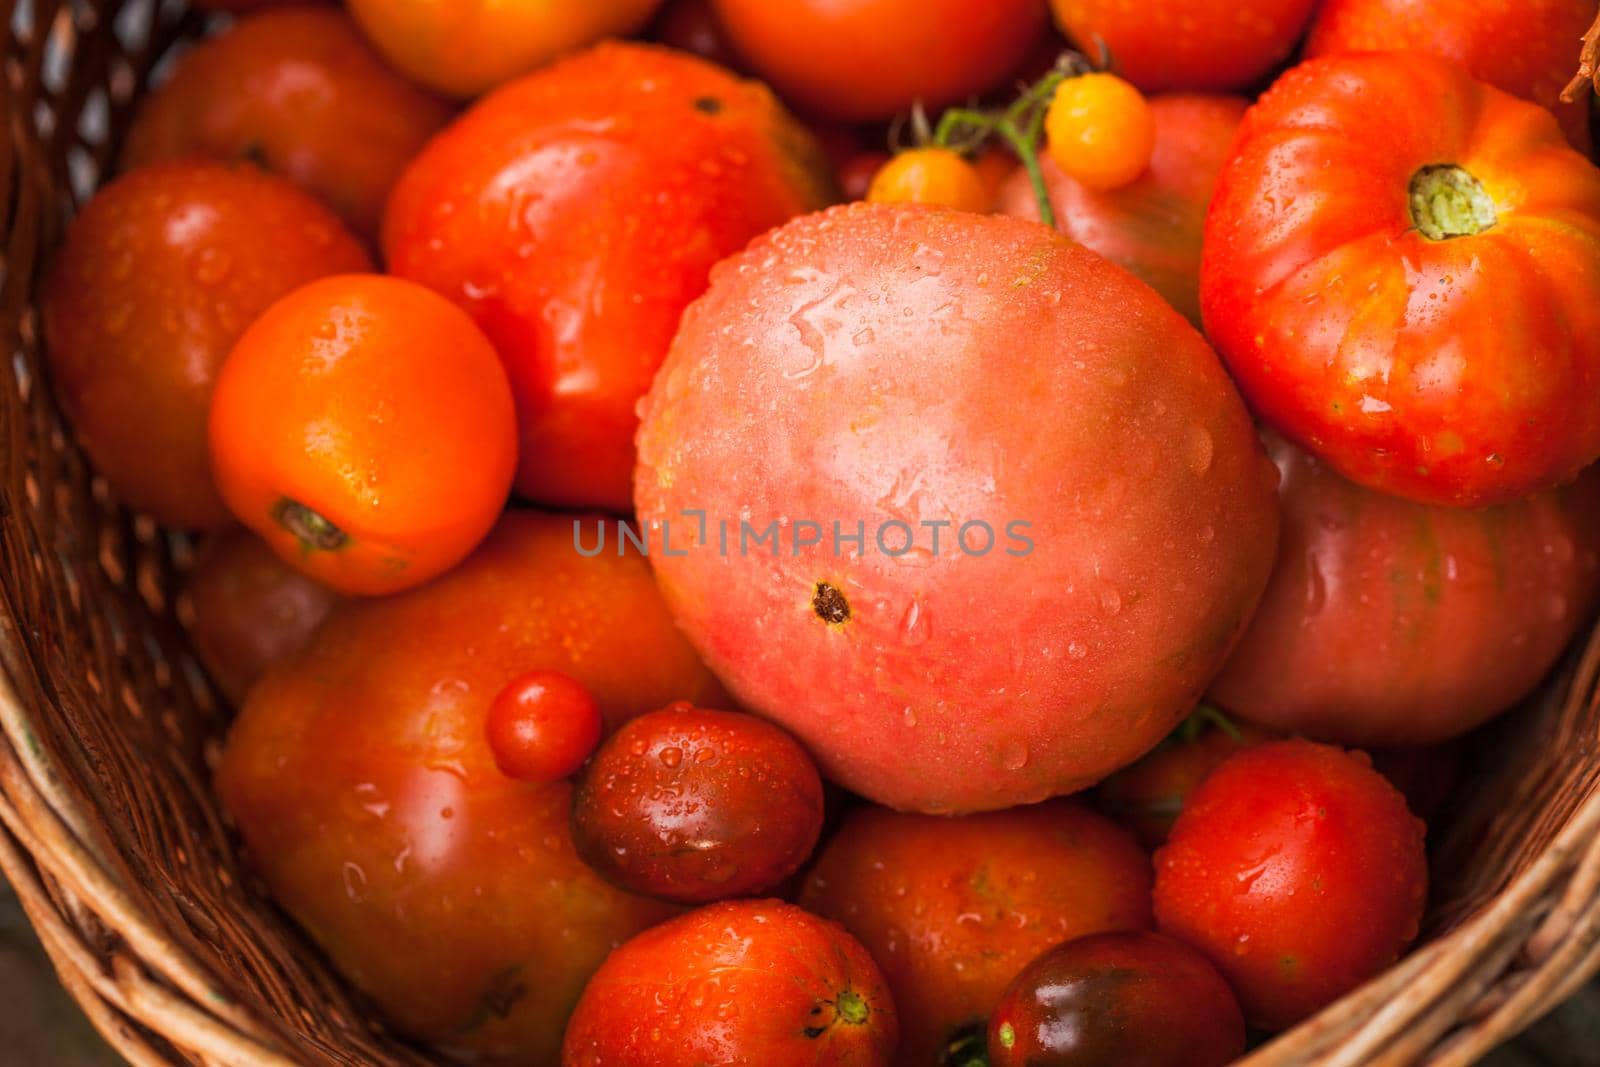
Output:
[[1001, 742, 1029, 771]]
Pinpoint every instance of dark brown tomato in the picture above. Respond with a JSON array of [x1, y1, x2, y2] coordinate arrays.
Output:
[[183, 529, 340, 706], [988, 931, 1246, 1067], [1210, 433, 1600, 746], [571, 703, 825, 903]]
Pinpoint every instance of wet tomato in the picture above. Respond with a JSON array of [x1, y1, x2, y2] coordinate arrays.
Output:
[[571, 702, 824, 903], [710, 0, 1049, 122], [561, 899, 897, 1067], [41, 161, 369, 530], [384, 42, 835, 511], [486, 671, 604, 784], [1096, 710, 1275, 848], [217, 512, 724, 1063], [209, 274, 517, 596], [346, 0, 664, 98], [1001, 93, 1247, 325], [1202, 53, 1600, 507], [988, 931, 1246, 1067], [1210, 433, 1600, 745], [800, 801, 1152, 1063], [122, 6, 452, 242], [183, 530, 340, 706], [634, 203, 1279, 813], [1306, 0, 1594, 152], [1047, 0, 1319, 91], [1154, 740, 1428, 1031]]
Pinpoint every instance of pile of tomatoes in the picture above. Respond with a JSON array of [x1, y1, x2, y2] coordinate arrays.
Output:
[[40, 0, 1600, 1063]]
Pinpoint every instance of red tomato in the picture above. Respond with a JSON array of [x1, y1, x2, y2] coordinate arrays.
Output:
[[384, 42, 835, 511], [561, 900, 897, 1067], [1154, 740, 1428, 1031], [1001, 93, 1248, 325], [799, 802, 1153, 1063], [710, 0, 1049, 122], [1047, 0, 1319, 91], [1210, 434, 1600, 745], [988, 932, 1246, 1067], [634, 203, 1280, 813], [216, 513, 725, 1063], [1096, 711, 1275, 848], [485, 671, 603, 783], [40, 161, 370, 530], [1202, 53, 1600, 507], [122, 6, 453, 242], [1306, 0, 1594, 152], [570, 703, 825, 902], [183, 530, 340, 706], [649, 0, 743, 70]]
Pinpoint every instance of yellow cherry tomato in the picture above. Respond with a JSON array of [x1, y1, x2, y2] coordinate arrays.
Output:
[[1046, 72, 1156, 191], [867, 147, 993, 212]]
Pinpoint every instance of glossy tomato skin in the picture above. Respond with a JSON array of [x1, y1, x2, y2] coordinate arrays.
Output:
[[347, 0, 663, 98], [1210, 434, 1600, 745], [1153, 740, 1428, 1031], [385, 42, 835, 511], [209, 275, 517, 596], [572, 703, 824, 903], [1097, 714, 1275, 848], [122, 7, 452, 242], [1202, 54, 1600, 507], [799, 802, 1153, 1063], [216, 513, 725, 1064], [561, 899, 897, 1067], [1305, 0, 1594, 152], [711, 0, 1049, 122], [485, 671, 603, 783], [988, 931, 1245, 1067], [1001, 94, 1247, 325], [1047, 0, 1318, 91], [635, 202, 1280, 813], [183, 530, 340, 706], [41, 161, 370, 530]]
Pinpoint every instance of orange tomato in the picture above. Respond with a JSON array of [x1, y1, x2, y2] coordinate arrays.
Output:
[[183, 530, 341, 706], [208, 275, 517, 596], [123, 6, 452, 242], [1045, 72, 1156, 191], [384, 42, 836, 511], [346, 0, 665, 98], [41, 161, 370, 530], [867, 148, 992, 211], [711, 0, 1049, 122]]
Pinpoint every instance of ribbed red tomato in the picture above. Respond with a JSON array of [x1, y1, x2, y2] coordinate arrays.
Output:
[[1202, 53, 1600, 506]]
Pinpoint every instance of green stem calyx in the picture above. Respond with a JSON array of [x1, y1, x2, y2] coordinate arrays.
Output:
[[273, 498, 348, 552], [835, 990, 870, 1026], [1409, 164, 1497, 240]]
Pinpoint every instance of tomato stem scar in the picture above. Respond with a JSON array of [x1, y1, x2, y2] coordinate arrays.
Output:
[[1409, 164, 1497, 240], [273, 498, 349, 552]]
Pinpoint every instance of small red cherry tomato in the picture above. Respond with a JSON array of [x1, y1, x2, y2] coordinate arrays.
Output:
[[989, 931, 1246, 1067], [485, 670, 604, 783], [570, 702, 825, 902]]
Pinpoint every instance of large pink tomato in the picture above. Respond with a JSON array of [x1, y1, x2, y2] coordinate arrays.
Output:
[[1211, 434, 1600, 745], [634, 203, 1280, 813]]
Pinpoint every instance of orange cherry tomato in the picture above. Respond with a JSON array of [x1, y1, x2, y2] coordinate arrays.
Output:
[[346, 0, 665, 98], [122, 7, 452, 243], [41, 160, 370, 530], [485, 670, 603, 783], [184, 530, 341, 706], [208, 274, 517, 596], [711, 0, 1049, 122], [384, 42, 836, 511], [867, 148, 993, 211], [1046, 72, 1156, 191]]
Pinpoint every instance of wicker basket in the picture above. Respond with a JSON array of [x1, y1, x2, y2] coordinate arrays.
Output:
[[3, 1, 1600, 1064]]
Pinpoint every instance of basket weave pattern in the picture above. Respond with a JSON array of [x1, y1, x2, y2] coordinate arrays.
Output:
[[1, 1, 1599, 1064]]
